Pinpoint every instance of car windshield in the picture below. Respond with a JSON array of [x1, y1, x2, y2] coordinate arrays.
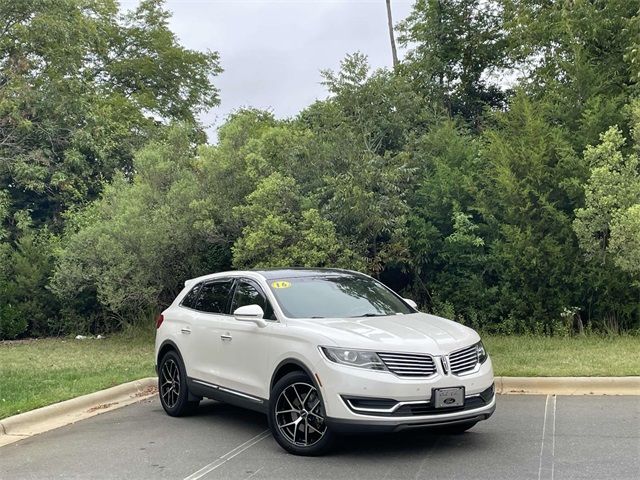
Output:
[[267, 274, 413, 319]]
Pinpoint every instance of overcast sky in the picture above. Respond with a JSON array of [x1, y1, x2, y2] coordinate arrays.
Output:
[[122, 0, 415, 141]]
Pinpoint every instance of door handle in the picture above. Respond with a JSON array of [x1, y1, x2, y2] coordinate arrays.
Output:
[[220, 334, 232, 342], [181, 327, 191, 335]]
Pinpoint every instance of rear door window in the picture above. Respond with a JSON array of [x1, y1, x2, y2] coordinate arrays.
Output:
[[181, 283, 202, 309], [194, 279, 234, 314]]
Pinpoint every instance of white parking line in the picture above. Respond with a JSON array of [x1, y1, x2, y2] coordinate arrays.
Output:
[[538, 395, 558, 480], [551, 395, 557, 480], [183, 430, 270, 480], [538, 395, 550, 480]]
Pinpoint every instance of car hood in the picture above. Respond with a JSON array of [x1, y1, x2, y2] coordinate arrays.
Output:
[[290, 312, 479, 355]]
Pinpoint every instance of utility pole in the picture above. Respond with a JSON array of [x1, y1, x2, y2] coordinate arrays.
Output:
[[385, 0, 399, 68]]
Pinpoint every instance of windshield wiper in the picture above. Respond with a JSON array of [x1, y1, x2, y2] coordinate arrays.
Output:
[[350, 313, 387, 318]]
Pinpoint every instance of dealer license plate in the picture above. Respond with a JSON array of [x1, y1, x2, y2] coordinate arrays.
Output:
[[433, 387, 465, 408]]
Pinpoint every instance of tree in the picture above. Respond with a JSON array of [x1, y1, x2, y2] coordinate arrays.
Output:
[[626, 9, 640, 90], [609, 205, 640, 277], [305, 55, 419, 275], [0, 209, 57, 338], [9, 0, 640, 337], [231, 172, 362, 270], [51, 125, 229, 331], [573, 119, 640, 330], [478, 95, 585, 333], [398, 0, 509, 125], [404, 118, 491, 324], [0, 0, 220, 337], [319, 150, 411, 276], [0, 191, 23, 339], [317, 53, 425, 155], [196, 109, 279, 240], [501, 0, 639, 150], [0, 0, 221, 228], [573, 127, 640, 267]]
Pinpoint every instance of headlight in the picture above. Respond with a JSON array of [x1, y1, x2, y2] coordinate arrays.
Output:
[[320, 347, 388, 371], [477, 341, 488, 364]]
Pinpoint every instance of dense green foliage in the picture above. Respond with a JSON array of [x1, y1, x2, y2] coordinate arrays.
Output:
[[0, 0, 220, 337], [1, 0, 639, 338]]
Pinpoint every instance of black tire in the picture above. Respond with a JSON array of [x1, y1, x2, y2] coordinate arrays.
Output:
[[158, 350, 199, 417], [436, 421, 478, 434], [268, 371, 335, 456]]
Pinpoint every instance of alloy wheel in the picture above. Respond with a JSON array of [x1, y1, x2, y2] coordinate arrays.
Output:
[[275, 382, 327, 447], [160, 358, 181, 409]]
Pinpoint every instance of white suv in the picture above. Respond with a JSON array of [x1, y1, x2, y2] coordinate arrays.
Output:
[[155, 268, 495, 455]]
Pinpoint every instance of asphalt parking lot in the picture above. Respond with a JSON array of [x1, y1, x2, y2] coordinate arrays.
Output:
[[1, 395, 638, 480]]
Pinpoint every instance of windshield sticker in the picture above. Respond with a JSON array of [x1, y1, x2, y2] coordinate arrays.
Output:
[[272, 281, 291, 289]]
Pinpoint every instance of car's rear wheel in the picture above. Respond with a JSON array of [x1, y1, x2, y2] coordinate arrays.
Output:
[[268, 371, 334, 455], [158, 350, 199, 417]]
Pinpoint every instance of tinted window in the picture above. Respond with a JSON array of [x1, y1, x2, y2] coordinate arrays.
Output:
[[231, 281, 276, 320], [195, 280, 234, 314], [267, 275, 413, 319], [181, 283, 202, 309]]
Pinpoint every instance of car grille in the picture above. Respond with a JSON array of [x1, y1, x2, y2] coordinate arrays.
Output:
[[449, 344, 479, 375], [377, 352, 437, 377]]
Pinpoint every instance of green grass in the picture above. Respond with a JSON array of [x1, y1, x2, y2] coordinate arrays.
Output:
[[0, 333, 638, 420], [0, 331, 155, 420], [484, 335, 640, 377]]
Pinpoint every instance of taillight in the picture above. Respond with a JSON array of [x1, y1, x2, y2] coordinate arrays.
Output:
[[155, 314, 164, 329]]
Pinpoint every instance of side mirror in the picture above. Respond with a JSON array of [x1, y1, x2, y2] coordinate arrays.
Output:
[[403, 298, 418, 309], [233, 304, 267, 327]]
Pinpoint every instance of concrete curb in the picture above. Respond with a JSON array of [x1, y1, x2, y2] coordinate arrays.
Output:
[[495, 376, 640, 396], [0, 377, 157, 448]]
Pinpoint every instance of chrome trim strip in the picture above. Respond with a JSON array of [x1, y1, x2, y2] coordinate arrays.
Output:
[[344, 394, 496, 421], [377, 352, 438, 378], [450, 352, 477, 363], [191, 379, 263, 403], [377, 354, 435, 360], [452, 363, 481, 376], [448, 343, 480, 376], [382, 359, 434, 364], [344, 392, 485, 414], [344, 398, 427, 414], [192, 378, 218, 389], [447, 343, 478, 356], [217, 386, 263, 403]]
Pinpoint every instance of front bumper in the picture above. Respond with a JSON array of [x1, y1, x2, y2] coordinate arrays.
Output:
[[326, 387, 495, 433], [313, 353, 495, 433], [326, 401, 495, 433]]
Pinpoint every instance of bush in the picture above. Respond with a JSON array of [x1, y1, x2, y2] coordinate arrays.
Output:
[[0, 303, 27, 339], [51, 125, 230, 330]]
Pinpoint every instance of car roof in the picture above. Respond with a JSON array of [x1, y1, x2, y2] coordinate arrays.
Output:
[[184, 268, 365, 286]]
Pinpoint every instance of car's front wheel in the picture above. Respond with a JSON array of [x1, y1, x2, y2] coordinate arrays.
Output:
[[268, 371, 334, 455], [158, 350, 199, 417]]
